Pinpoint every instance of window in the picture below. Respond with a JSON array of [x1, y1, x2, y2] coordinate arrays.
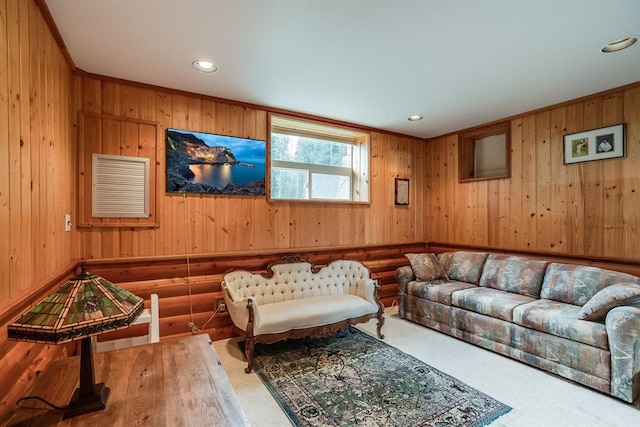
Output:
[[269, 115, 370, 202], [458, 121, 510, 182]]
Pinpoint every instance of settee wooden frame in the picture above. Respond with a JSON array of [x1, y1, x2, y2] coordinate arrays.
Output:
[[223, 255, 385, 373]]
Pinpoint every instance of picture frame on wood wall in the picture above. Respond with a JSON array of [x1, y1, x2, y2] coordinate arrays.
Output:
[[395, 178, 409, 206], [166, 128, 266, 196], [563, 123, 625, 165]]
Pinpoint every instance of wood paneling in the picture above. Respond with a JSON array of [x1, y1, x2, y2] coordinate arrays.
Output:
[[5, 0, 640, 417], [425, 83, 640, 259], [77, 111, 159, 227], [75, 76, 427, 259], [0, 263, 77, 417], [0, 0, 78, 417], [0, 0, 78, 310], [88, 242, 426, 343]]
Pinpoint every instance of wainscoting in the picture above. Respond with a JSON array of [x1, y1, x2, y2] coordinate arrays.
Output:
[[0, 242, 423, 416], [89, 242, 426, 343], [0, 264, 78, 416], [5, 241, 640, 417]]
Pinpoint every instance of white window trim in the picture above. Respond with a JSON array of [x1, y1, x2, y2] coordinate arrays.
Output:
[[269, 115, 370, 203]]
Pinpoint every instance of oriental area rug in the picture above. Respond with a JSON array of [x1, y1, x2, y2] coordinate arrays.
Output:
[[252, 328, 511, 427]]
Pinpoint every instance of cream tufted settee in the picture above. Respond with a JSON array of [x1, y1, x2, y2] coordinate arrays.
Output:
[[222, 255, 385, 372]]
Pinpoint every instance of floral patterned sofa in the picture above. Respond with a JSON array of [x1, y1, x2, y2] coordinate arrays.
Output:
[[396, 251, 640, 403]]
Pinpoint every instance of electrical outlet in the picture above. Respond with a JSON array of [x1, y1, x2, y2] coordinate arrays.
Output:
[[65, 214, 72, 232], [216, 299, 227, 313]]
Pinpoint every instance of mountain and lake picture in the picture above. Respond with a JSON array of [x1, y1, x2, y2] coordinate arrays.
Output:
[[166, 128, 266, 196]]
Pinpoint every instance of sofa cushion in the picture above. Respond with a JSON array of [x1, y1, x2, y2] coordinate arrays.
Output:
[[513, 299, 608, 350], [405, 253, 448, 281], [540, 263, 640, 306], [479, 254, 549, 297], [254, 294, 376, 335], [406, 280, 477, 305], [452, 287, 535, 321], [437, 252, 489, 284], [577, 283, 640, 321]]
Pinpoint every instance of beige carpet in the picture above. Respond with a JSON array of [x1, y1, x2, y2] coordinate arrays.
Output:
[[212, 307, 640, 426]]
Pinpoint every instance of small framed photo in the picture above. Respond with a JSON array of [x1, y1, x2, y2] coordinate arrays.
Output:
[[563, 123, 625, 165], [395, 178, 409, 206]]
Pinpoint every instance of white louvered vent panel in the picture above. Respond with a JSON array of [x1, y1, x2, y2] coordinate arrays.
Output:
[[92, 154, 150, 218]]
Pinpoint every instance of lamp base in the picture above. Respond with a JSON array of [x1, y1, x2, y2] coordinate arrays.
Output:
[[62, 382, 110, 419]]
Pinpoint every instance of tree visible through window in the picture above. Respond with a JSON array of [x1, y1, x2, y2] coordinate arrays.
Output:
[[269, 116, 370, 202]]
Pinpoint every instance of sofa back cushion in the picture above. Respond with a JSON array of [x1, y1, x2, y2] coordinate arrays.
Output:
[[479, 254, 549, 297], [405, 253, 449, 281], [224, 260, 371, 305], [436, 251, 489, 284], [540, 263, 640, 306]]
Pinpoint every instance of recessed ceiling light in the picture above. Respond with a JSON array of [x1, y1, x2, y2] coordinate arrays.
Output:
[[408, 115, 423, 121], [192, 60, 217, 73], [601, 37, 637, 53]]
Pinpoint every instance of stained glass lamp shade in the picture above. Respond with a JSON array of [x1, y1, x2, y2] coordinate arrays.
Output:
[[8, 266, 144, 418]]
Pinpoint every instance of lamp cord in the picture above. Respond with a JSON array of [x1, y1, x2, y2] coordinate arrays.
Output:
[[183, 193, 199, 334], [182, 193, 219, 335], [16, 396, 66, 411]]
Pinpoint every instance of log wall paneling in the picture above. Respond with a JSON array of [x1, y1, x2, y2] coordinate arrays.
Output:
[[0, 263, 78, 417], [88, 242, 426, 343], [425, 83, 640, 259]]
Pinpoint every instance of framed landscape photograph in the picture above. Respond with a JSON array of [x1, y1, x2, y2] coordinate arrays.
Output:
[[166, 128, 266, 195], [563, 123, 625, 165]]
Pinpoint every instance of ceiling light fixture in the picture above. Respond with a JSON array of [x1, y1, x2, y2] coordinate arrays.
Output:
[[408, 115, 423, 121], [192, 60, 217, 73], [601, 37, 637, 53]]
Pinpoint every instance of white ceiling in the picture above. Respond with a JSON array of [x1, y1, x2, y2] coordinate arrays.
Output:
[[45, 0, 640, 138]]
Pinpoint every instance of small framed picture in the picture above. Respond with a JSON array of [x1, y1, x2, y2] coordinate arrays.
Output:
[[563, 123, 625, 165], [395, 178, 409, 206]]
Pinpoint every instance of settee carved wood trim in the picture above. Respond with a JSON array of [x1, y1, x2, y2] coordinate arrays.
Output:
[[260, 254, 321, 278], [225, 256, 386, 373], [240, 310, 384, 373]]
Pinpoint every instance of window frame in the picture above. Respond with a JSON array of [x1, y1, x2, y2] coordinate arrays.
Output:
[[268, 114, 370, 204]]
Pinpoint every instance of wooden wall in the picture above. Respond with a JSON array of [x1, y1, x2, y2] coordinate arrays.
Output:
[[0, 0, 78, 415], [425, 84, 640, 259], [75, 76, 427, 259], [0, 0, 78, 313], [86, 242, 426, 344]]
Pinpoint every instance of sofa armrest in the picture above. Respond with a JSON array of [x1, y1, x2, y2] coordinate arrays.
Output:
[[352, 278, 379, 307], [606, 305, 640, 403], [226, 296, 260, 334], [396, 265, 414, 294]]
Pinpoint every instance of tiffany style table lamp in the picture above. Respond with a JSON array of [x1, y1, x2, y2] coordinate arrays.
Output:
[[7, 266, 144, 419]]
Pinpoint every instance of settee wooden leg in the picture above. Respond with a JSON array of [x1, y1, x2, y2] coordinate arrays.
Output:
[[372, 281, 385, 339], [376, 314, 385, 339], [244, 338, 254, 373]]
